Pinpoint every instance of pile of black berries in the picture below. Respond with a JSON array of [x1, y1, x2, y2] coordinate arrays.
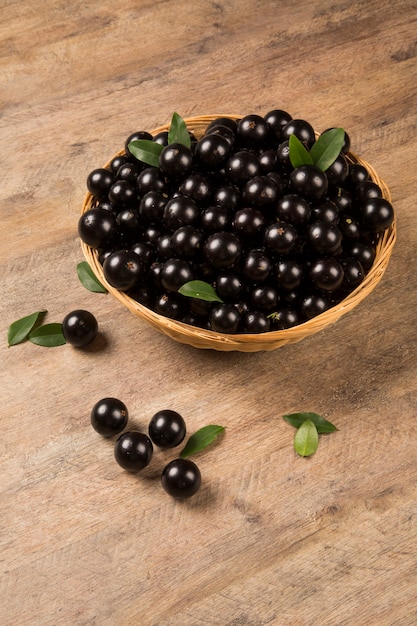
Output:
[[79, 111, 395, 334], [91, 398, 201, 498]]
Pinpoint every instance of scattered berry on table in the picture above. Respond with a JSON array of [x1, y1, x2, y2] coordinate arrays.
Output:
[[91, 397, 128, 437], [62, 309, 98, 347], [161, 458, 202, 498]]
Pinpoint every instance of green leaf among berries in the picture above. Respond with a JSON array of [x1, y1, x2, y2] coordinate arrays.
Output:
[[310, 128, 345, 172], [289, 134, 314, 168], [127, 139, 163, 168], [168, 112, 191, 148], [178, 280, 224, 303], [180, 425, 225, 458]]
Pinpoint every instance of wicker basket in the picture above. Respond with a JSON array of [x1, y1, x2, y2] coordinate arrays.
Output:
[[80, 115, 396, 352]]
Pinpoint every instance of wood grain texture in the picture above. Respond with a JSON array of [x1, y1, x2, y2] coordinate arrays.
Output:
[[1, 0, 417, 624]]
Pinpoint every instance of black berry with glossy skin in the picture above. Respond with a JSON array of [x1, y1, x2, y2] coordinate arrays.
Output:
[[309, 258, 344, 291], [280, 118, 316, 148], [243, 249, 272, 282], [215, 272, 244, 301], [210, 303, 241, 333], [160, 258, 194, 291], [91, 397, 128, 437], [195, 133, 231, 168], [311, 201, 339, 224], [233, 207, 265, 240], [139, 191, 168, 225], [360, 197, 394, 232], [275, 258, 303, 291], [205, 116, 238, 134], [137, 166, 168, 196], [307, 221, 343, 255], [242, 175, 279, 211], [276, 194, 311, 225], [155, 293, 185, 319], [108, 179, 137, 209], [301, 293, 330, 319], [103, 249, 144, 291], [116, 209, 141, 242], [237, 114, 272, 148], [204, 232, 241, 269], [159, 143, 193, 179], [212, 184, 240, 211], [349, 241, 376, 270], [163, 196, 199, 230], [340, 257, 365, 289], [78, 207, 117, 248], [264, 109, 293, 140], [180, 173, 212, 206], [200, 205, 230, 232], [264, 221, 298, 254], [226, 150, 261, 185], [242, 311, 271, 333], [87, 168, 115, 199], [114, 431, 153, 472], [161, 458, 201, 498], [289, 165, 328, 201], [171, 225, 203, 259], [62, 310, 98, 347], [325, 153, 349, 186], [148, 409, 186, 448]]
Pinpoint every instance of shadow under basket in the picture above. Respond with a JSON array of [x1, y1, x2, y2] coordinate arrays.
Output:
[[80, 114, 397, 352]]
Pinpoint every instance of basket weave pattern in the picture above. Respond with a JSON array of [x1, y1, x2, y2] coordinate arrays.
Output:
[[81, 115, 396, 352]]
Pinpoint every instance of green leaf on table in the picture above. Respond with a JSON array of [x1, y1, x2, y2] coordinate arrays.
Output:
[[127, 139, 163, 168], [178, 280, 224, 303], [289, 133, 314, 168], [180, 425, 225, 458], [294, 419, 319, 457], [7, 309, 47, 347], [29, 323, 66, 347], [283, 412, 338, 433], [77, 261, 107, 293], [168, 112, 191, 148], [309, 127, 345, 172]]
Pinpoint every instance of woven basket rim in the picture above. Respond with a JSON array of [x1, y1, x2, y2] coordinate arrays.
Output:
[[80, 114, 396, 351]]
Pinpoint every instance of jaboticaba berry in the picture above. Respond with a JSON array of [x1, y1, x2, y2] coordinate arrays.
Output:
[[80, 111, 394, 334]]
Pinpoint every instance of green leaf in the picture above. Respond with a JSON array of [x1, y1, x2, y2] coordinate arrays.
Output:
[[310, 128, 345, 172], [77, 262, 107, 293], [289, 134, 314, 168], [127, 139, 163, 167], [7, 310, 47, 347], [29, 323, 66, 347], [168, 112, 191, 148], [180, 425, 225, 458], [178, 280, 224, 303], [283, 412, 338, 433], [294, 420, 319, 457]]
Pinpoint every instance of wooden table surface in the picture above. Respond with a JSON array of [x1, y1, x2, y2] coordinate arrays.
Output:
[[2, 1, 417, 624]]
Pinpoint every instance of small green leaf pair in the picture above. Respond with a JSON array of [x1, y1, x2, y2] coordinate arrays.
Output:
[[283, 412, 338, 457], [128, 112, 191, 167], [289, 128, 345, 172], [7, 310, 66, 348], [180, 424, 225, 458]]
